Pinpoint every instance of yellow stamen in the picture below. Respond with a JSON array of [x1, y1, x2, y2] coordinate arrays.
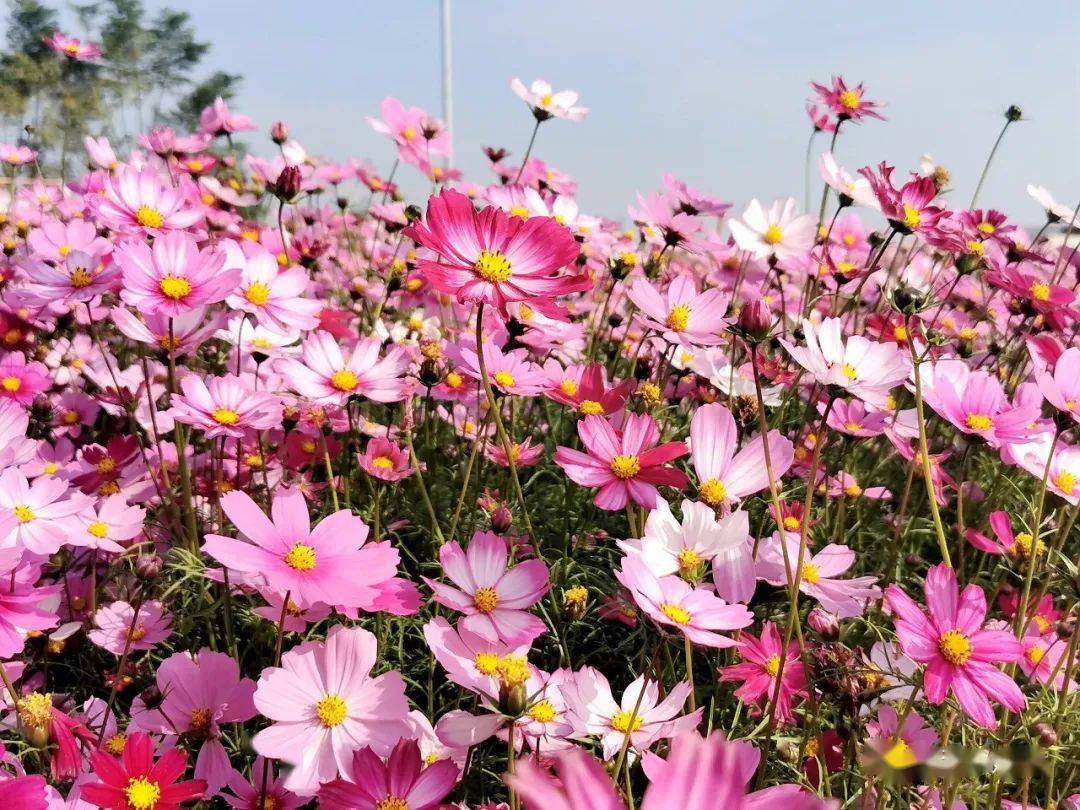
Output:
[[528, 699, 557, 723], [87, 521, 109, 539], [699, 478, 727, 506], [474, 586, 499, 613], [213, 408, 240, 425], [660, 602, 692, 625], [315, 694, 347, 727], [938, 629, 972, 665], [763, 224, 784, 245], [764, 655, 782, 677], [883, 739, 917, 769], [135, 206, 165, 229], [159, 276, 192, 300], [609, 454, 641, 479], [14, 505, 34, 523], [579, 399, 604, 415], [245, 282, 271, 306], [330, 369, 358, 392], [474, 250, 512, 283], [1, 376, 21, 393], [124, 777, 161, 810], [665, 304, 690, 332], [610, 710, 644, 733], [965, 413, 993, 431], [283, 543, 317, 571]]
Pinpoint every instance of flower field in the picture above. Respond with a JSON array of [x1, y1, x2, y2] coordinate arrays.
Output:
[[0, 24, 1077, 810]]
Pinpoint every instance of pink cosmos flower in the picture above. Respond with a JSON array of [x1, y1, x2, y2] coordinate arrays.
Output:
[[1034, 345, 1080, 424], [111, 305, 222, 357], [277, 332, 409, 406], [825, 398, 891, 438], [97, 165, 203, 235], [780, 317, 909, 407], [27, 217, 110, 261], [615, 556, 753, 648], [82, 731, 206, 810], [222, 242, 321, 331], [885, 563, 1025, 728], [43, 32, 102, 61], [728, 198, 816, 261], [818, 152, 877, 208], [918, 360, 1039, 447], [423, 530, 549, 645], [455, 341, 548, 396], [1020, 633, 1076, 692], [84, 135, 118, 170], [719, 622, 807, 725], [485, 436, 545, 468], [964, 511, 1044, 559], [0, 775, 47, 808], [132, 649, 257, 797], [0, 467, 92, 556], [561, 668, 701, 760], [70, 495, 145, 554], [689, 403, 793, 509], [757, 532, 881, 618], [0, 352, 50, 407], [555, 413, 688, 510], [423, 615, 531, 699], [367, 96, 451, 156], [203, 487, 400, 610], [88, 599, 172, 654], [115, 231, 240, 318], [252, 625, 410, 794], [618, 499, 756, 603], [20, 250, 119, 305], [11, 690, 94, 781], [859, 162, 945, 236], [629, 191, 701, 248], [169, 373, 283, 439], [318, 738, 459, 809], [1013, 433, 1080, 505], [0, 143, 37, 166], [627, 274, 730, 345], [357, 437, 413, 482], [253, 589, 331, 633], [865, 704, 938, 769], [810, 76, 883, 122], [987, 265, 1077, 321], [510, 78, 589, 121], [223, 757, 303, 810], [0, 565, 59, 657], [544, 360, 632, 417], [405, 189, 588, 319], [199, 97, 255, 136]]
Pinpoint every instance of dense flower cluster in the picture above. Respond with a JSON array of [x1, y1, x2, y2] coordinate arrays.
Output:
[[0, 35, 1077, 810]]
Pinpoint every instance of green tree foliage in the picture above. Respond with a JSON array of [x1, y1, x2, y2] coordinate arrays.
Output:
[[0, 0, 241, 176]]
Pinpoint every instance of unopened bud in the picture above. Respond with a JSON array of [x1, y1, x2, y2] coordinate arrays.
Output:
[[274, 165, 302, 201], [1005, 105, 1023, 122], [737, 300, 773, 341], [1033, 722, 1058, 746], [491, 506, 513, 534], [135, 554, 163, 581], [270, 120, 289, 145], [807, 607, 840, 640]]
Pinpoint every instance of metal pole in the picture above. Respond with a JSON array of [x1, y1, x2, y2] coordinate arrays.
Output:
[[440, 0, 453, 166]]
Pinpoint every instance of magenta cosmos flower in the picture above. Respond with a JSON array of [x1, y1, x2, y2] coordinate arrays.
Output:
[[555, 413, 688, 510], [544, 360, 632, 417], [169, 373, 283, 439], [114, 231, 240, 318], [252, 625, 410, 794], [97, 165, 203, 235], [627, 274, 731, 346], [810, 76, 884, 122], [203, 487, 399, 610], [357, 436, 413, 482], [318, 738, 459, 810], [719, 621, 807, 725], [918, 360, 1039, 447], [885, 563, 1025, 729], [405, 188, 588, 319], [859, 162, 945, 236], [277, 332, 409, 406], [199, 96, 255, 136], [82, 732, 206, 810], [43, 32, 103, 61], [690, 403, 793, 509], [615, 556, 753, 648], [423, 530, 549, 645], [0, 352, 50, 407]]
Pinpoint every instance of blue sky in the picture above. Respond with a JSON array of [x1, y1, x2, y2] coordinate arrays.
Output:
[[92, 2, 1080, 221]]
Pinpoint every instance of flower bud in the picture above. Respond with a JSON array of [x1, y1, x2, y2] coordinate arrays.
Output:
[[483, 146, 509, 163], [275, 165, 302, 202], [270, 120, 289, 145], [491, 506, 513, 534], [563, 585, 588, 621], [808, 607, 840, 640], [136, 554, 163, 581], [1033, 722, 1058, 746], [1005, 105, 1023, 122], [737, 300, 773, 341], [418, 359, 440, 387]]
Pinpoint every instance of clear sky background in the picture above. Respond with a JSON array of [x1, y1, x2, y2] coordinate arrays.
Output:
[[79, 1, 1080, 221]]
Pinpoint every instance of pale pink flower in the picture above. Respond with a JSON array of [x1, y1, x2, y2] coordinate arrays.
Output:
[[0, 467, 92, 556], [728, 198, 816, 261], [88, 599, 172, 654], [199, 97, 255, 136], [1033, 345, 1080, 425], [222, 242, 321, 331], [252, 625, 410, 794], [169, 373, 283, 439], [97, 165, 203, 235], [510, 78, 589, 121], [69, 495, 145, 554], [627, 274, 730, 346], [277, 332, 409, 406]]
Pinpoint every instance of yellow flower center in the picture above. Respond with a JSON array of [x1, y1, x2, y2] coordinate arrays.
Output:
[[493, 371, 516, 389], [330, 369, 359, 392], [699, 478, 727, 506], [474, 250, 513, 283], [560, 379, 579, 396], [611, 710, 644, 733], [1, 376, 21, 392], [665, 304, 690, 332], [402, 126, 417, 141], [17, 692, 53, 728], [763, 224, 784, 245], [374, 798, 409, 810], [783, 515, 800, 531], [14, 505, 34, 523], [610, 454, 641, 480], [965, 413, 993, 431], [128, 626, 147, 642], [371, 456, 395, 469], [802, 562, 821, 584], [63, 410, 80, 424], [660, 602, 692, 625], [474, 586, 499, 613], [565, 585, 588, 605], [104, 734, 126, 755], [159, 275, 192, 300], [509, 206, 529, 218], [474, 652, 501, 676], [893, 325, 908, 341], [135, 206, 165, 228], [213, 408, 240, 425], [97, 457, 117, 474], [902, 205, 922, 230], [124, 777, 161, 810], [528, 699, 557, 723], [938, 629, 972, 665], [1011, 532, 1044, 559], [841, 363, 858, 381], [245, 282, 271, 306], [844, 484, 863, 497], [1030, 282, 1050, 302], [579, 399, 604, 415], [883, 739, 917, 769], [315, 694, 348, 727], [977, 221, 996, 234], [87, 521, 109, 538], [764, 655, 782, 677], [43, 463, 58, 474], [70, 266, 94, 288], [677, 548, 701, 572], [1027, 646, 1046, 665], [445, 371, 463, 389], [1055, 471, 1077, 495], [283, 543, 317, 571], [839, 89, 861, 110], [189, 707, 212, 734], [844, 421, 862, 433], [497, 656, 530, 687]]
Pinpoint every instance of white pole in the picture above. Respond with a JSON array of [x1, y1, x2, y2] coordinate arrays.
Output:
[[440, 0, 453, 166]]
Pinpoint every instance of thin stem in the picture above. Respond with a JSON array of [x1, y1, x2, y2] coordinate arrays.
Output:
[[512, 119, 542, 184], [908, 332, 953, 567], [970, 118, 1014, 209]]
